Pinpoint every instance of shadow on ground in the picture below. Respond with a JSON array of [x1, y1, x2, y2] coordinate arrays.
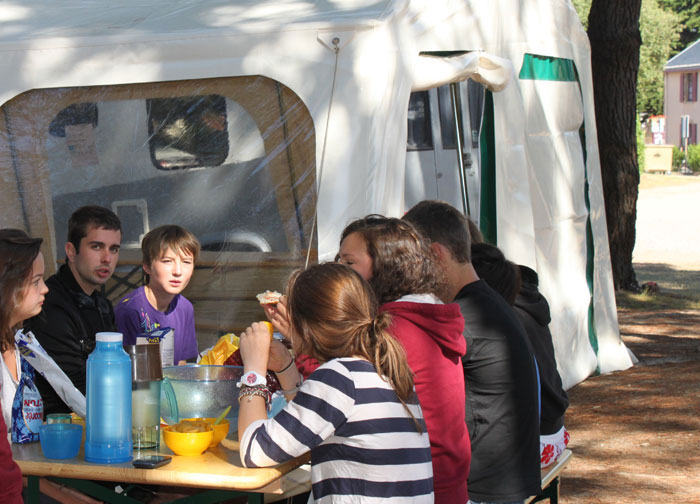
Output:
[[561, 308, 700, 503]]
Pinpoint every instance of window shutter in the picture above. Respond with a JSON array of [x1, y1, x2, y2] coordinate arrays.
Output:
[[681, 74, 685, 101], [691, 123, 698, 145], [694, 73, 699, 102]]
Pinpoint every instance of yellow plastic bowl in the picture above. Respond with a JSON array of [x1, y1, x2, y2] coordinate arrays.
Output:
[[162, 425, 214, 456], [182, 417, 230, 448]]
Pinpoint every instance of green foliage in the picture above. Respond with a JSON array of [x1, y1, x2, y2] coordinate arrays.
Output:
[[672, 145, 685, 170], [572, 0, 680, 116], [688, 144, 700, 172], [657, 0, 700, 52], [638, 0, 682, 115], [637, 118, 646, 173], [571, 0, 592, 29]]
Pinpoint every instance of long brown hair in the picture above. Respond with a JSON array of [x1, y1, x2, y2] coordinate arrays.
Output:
[[286, 263, 416, 406], [0, 229, 43, 352], [340, 215, 442, 305]]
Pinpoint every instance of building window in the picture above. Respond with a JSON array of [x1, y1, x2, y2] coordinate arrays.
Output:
[[681, 72, 698, 102]]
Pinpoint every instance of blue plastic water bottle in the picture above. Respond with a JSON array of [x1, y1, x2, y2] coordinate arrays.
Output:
[[85, 332, 132, 464]]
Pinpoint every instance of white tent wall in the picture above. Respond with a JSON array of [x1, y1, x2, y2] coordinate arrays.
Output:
[[408, 0, 634, 387], [0, 0, 633, 384]]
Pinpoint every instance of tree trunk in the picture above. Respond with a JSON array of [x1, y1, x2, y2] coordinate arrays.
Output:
[[588, 0, 643, 291]]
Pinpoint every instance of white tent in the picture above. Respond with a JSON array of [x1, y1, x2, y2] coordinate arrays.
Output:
[[0, 0, 633, 388]]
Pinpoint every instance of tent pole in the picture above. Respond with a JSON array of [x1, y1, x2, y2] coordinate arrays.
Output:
[[449, 82, 470, 217]]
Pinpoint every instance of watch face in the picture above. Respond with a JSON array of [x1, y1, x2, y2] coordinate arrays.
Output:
[[240, 371, 265, 387]]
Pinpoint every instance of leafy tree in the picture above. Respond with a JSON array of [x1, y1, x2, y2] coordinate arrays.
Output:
[[571, 0, 591, 29], [688, 144, 700, 172], [637, 117, 646, 173], [657, 0, 700, 51], [574, 0, 681, 116], [672, 145, 684, 170], [638, 1, 681, 115]]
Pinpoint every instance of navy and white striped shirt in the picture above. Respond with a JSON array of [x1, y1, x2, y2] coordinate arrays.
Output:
[[240, 357, 434, 503]]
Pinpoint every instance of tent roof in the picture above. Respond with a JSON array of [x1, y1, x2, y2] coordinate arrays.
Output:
[[1, 0, 398, 46], [665, 37, 700, 71]]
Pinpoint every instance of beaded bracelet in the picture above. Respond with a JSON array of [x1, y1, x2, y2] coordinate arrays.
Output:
[[238, 384, 272, 405]]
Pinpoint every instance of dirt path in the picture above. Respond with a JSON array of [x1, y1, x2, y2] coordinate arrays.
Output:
[[560, 309, 700, 503], [559, 174, 700, 503], [633, 174, 700, 269]]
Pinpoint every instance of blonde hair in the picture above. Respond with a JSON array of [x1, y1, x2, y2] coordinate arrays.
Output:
[[286, 263, 418, 413]]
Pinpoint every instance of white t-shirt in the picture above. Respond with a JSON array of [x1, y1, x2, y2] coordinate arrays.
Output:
[[0, 347, 21, 432]]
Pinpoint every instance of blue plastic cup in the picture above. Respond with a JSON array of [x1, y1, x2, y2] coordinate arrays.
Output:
[[39, 423, 83, 459]]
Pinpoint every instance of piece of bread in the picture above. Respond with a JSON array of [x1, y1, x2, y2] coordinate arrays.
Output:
[[256, 290, 282, 305]]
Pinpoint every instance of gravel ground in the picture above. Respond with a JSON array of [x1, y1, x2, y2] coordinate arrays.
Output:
[[561, 310, 700, 503], [559, 173, 700, 503]]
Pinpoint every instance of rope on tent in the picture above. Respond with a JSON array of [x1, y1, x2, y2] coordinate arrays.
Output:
[[305, 36, 341, 270]]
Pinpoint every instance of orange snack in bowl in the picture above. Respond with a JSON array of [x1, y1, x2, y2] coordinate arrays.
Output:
[[163, 425, 213, 456], [183, 418, 230, 448]]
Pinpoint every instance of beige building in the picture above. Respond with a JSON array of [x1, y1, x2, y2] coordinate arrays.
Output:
[[664, 38, 700, 147]]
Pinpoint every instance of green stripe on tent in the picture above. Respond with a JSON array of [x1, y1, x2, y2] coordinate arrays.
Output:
[[520, 53, 600, 370], [580, 123, 600, 373], [479, 90, 497, 244], [519, 54, 578, 82]]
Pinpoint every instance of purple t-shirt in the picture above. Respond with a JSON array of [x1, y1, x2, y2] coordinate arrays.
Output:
[[114, 286, 198, 364]]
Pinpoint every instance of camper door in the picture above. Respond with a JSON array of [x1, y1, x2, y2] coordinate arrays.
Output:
[[405, 81, 484, 218]]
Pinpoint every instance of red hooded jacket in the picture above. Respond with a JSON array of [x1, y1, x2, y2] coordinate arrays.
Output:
[[0, 398, 23, 504], [380, 299, 470, 504]]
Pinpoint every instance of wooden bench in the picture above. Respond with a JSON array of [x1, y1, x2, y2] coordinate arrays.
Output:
[[525, 449, 573, 504]]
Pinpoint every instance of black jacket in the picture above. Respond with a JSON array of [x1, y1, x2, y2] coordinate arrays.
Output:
[[24, 264, 116, 415], [514, 265, 569, 435], [455, 279, 541, 502]]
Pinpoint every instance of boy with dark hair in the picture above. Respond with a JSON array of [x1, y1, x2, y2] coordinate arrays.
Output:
[[25, 205, 122, 415], [404, 200, 541, 504], [115, 225, 200, 365]]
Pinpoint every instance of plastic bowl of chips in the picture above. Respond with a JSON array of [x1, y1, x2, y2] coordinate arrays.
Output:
[[182, 417, 230, 448], [39, 423, 83, 459], [162, 421, 214, 456]]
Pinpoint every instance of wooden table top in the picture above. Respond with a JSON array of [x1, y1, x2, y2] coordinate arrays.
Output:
[[13, 435, 310, 493]]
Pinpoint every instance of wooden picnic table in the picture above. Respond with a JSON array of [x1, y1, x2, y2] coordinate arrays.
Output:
[[13, 435, 310, 503]]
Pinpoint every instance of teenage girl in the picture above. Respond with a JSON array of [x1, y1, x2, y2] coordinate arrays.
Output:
[[0, 228, 47, 503], [237, 262, 434, 503], [337, 216, 470, 504]]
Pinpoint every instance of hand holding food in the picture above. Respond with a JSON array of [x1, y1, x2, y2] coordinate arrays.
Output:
[[239, 322, 272, 374], [263, 295, 291, 339], [261, 321, 274, 340]]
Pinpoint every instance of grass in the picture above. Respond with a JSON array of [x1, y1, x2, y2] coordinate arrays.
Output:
[[616, 290, 700, 311], [616, 262, 700, 311], [639, 172, 700, 190]]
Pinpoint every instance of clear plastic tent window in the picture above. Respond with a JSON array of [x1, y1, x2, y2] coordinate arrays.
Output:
[[1, 75, 317, 349]]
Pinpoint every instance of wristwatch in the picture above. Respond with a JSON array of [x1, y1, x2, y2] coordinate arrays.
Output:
[[238, 371, 267, 388]]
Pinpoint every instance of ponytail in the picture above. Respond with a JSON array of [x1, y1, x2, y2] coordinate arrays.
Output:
[[356, 312, 422, 432], [286, 262, 422, 431]]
